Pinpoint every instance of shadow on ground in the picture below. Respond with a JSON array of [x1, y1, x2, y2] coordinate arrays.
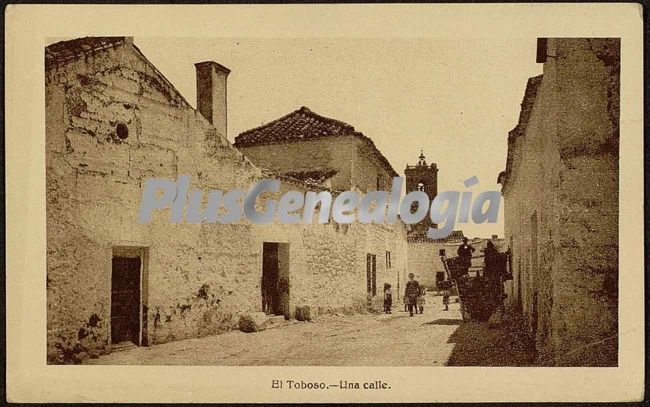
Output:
[[440, 317, 537, 366], [422, 318, 464, 326]]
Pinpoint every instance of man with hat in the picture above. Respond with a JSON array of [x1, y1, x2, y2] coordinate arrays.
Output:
[[457, 237, 475, 276], [405, 273, 421, 317]]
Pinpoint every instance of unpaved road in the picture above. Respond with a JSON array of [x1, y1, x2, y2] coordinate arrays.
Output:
[[86, 300, 535, 366]]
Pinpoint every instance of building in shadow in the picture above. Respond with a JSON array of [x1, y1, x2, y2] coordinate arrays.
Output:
[[498, 38, 619, 366]]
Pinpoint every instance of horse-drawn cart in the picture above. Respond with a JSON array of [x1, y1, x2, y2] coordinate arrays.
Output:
[[440, 251, 511, 321]]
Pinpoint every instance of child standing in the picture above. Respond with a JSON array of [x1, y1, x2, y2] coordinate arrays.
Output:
[[383, 283, 393, 314], [417, 286, 426, 314], [440, 280, 451, 311]]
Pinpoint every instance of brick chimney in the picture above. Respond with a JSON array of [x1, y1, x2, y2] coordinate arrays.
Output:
[[195, 61, 230, 138]]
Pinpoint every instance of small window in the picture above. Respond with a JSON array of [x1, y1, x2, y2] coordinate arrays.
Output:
[[116, 122, 129, 140], [386, 251, 392, 269], [439, 249, 446, 256], [417, 182, 425, 192]]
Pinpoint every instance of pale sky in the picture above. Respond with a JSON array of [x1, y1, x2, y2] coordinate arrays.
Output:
[[57, 37, 544, 238]]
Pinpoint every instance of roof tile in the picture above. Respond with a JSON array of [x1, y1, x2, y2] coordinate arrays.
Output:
[[234, 107, 398, 177]]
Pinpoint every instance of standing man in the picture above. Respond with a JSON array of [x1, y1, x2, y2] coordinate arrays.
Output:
[[457, 237, 475, 276], [405, 273, 421, 317]]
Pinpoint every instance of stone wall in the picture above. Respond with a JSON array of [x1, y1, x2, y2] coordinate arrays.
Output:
[[406, 242, 446, 288], [350, 137, 395, 193], [249, 180, 408, 317], [500, 38, 619, 366], [46, 39, 408, 364], [236, 136, 397, 193], [235, 137, 356, 192]]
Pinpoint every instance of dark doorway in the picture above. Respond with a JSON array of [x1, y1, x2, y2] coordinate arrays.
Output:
[[262, 242, 290, 318], [111, 256, 141, 345]]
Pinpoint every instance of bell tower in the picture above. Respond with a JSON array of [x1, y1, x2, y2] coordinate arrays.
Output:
[[404, 150, 439, 236]]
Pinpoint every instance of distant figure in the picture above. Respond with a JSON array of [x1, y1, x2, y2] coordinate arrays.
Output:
[[383, 283, 393, 314], [403, 294, 408, 312], [405, 273, 421, 317], [483, 240, 499, 278], [417, 286, 426, 314], [440, 280, 452, 311], [457, 237, 475, 276], [483, 240, 505, 313]]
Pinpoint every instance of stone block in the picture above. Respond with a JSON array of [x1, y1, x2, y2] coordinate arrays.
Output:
[[238, 312, 269, 333], [295, 305, 312, 321]]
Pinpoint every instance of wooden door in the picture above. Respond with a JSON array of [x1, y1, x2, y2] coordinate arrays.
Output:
[[262, 243, 279, 314], [111, 256, 141, 345]]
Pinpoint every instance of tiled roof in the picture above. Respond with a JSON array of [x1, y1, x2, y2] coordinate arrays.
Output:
[[234, 107, 399, 177], [282, 169, 338, 185], [235, 106, 355, 145], [46, 37, 128, 69], [499, 74, 543, 189], [407, 229, 465, 243], [259, 168, 336, 192], [45, 37, 191, 108]]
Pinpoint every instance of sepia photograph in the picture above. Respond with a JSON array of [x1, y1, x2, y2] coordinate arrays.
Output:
[[6, 3, 644, 403], [44, 35, 619, 368]]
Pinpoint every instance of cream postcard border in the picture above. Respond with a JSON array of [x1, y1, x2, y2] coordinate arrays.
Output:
[[5, 4, 645, 403]]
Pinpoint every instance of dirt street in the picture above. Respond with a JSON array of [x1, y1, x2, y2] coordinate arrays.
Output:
[[86, 300, 535, 366]]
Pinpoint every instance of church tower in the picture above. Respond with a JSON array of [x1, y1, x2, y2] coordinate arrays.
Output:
[[404, 150, 439, 237]]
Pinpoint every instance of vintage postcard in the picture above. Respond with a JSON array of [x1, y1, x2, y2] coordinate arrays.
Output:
[[5, 3, 645, 403]]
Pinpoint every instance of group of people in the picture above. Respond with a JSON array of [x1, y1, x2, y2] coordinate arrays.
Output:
[[382, 273, 427, 317], [381, 237, 504, 317], [457, 236, 502, 279]]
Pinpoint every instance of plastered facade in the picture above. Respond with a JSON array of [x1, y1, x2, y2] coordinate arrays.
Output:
[[236, 136, 397, 193], [46, 38, 407, 364], [499, 38, 619, 366]]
